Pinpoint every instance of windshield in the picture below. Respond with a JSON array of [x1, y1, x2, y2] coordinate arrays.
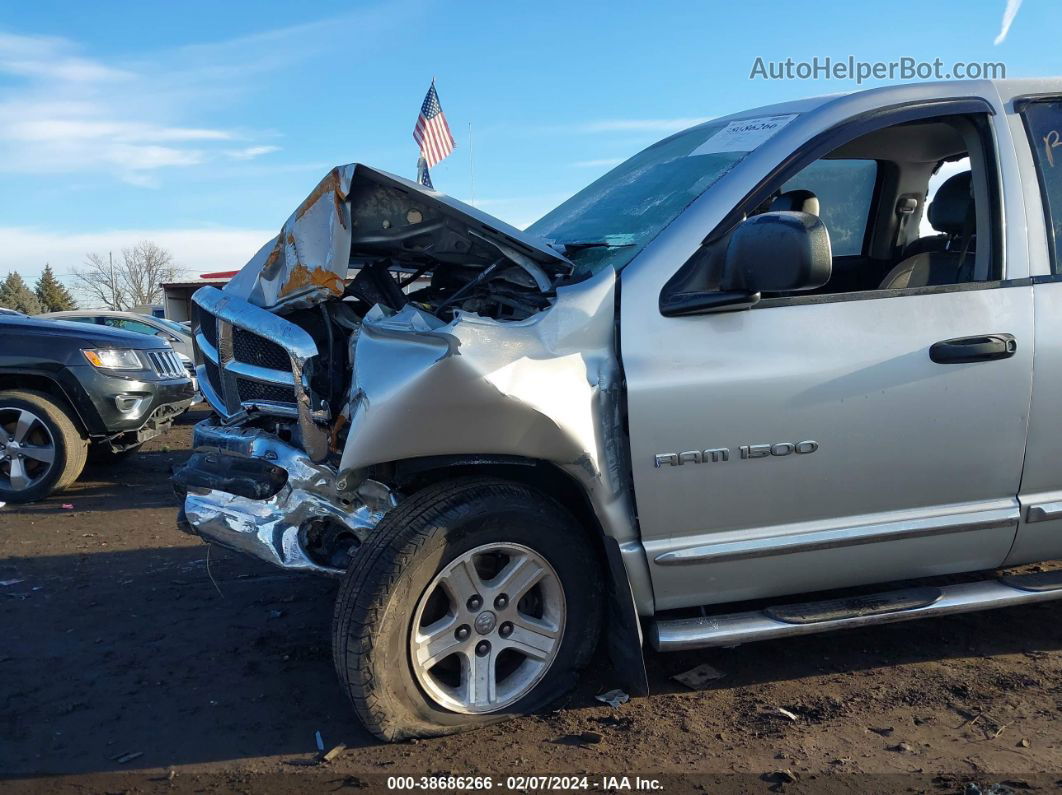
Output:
[[153, 316, 189, 335], [528, 115, 797, 275]]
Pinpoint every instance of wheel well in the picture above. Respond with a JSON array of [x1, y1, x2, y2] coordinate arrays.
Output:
[[0, 374, 87, 435], [388, 456, 606, 548]]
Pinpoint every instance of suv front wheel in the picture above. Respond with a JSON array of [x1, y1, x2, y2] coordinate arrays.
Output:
[[0, 390, 88, 503], [332, 478, 602, 740]]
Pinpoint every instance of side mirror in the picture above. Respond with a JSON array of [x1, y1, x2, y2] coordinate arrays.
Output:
[[721, 210, 832, 294], [660, 211, 832, 317]]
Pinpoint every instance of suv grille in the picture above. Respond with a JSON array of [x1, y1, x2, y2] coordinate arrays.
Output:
[[147, 349, 185, 378]]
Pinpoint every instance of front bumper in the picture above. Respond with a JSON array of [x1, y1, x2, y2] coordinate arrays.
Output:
[[174, 418, 392, 575], [70, 364, 195, 435]]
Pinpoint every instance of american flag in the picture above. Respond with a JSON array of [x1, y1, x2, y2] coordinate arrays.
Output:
[[413, 80, 455, 168]]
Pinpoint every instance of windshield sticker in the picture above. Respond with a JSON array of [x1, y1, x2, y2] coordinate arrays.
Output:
[[690, 114, 798, 156]]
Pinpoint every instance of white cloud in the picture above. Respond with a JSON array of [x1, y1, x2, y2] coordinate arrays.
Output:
[[0, 226, 277, 286], [0, 31, 239, 181], [225, 145, 281, 160], [0, 25, 308, 184], [995, 0, 1024, 44], [5, 119, 233, 143], [0, 31, 132, 82], [0, 6, 429, 188]]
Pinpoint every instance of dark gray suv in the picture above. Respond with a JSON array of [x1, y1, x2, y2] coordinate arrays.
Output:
[[0, 313, 194, 503]]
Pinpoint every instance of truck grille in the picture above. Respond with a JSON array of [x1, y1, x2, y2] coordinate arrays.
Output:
[[147, 349, 185, 378], [232, 327, 291, 370], [191, 287, 324, 428], [237, 380, 299, 405]]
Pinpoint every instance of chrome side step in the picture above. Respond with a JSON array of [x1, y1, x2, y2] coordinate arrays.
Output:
[[648, 571, 1062, 652]]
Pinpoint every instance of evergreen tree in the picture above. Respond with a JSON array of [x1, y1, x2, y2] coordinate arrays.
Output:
[[34, 264, 77, 312], [0, 272, 43, 314]]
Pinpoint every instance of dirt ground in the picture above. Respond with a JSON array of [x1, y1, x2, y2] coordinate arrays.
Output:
[[3, 409, 1062, 793]]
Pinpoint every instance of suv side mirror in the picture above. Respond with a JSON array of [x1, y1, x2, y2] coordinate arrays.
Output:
[[721, 210, 832, 295], [659, 210, 832, 316]]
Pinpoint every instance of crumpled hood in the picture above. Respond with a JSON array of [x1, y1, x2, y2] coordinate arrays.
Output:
[[224, 163, 573, 312]]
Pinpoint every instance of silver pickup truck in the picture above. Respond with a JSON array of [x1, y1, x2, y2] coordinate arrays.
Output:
[[173, 78, 1062, 740]]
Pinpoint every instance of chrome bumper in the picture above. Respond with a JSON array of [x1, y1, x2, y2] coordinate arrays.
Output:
[[180, 419, 389, 575]]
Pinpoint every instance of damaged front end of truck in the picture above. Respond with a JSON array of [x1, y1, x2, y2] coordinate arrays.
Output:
[[173, 164, 645, 609]]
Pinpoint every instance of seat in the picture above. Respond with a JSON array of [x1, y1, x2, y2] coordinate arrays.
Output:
[[769, 189, 820, 216], [878, 172, 975, 290]]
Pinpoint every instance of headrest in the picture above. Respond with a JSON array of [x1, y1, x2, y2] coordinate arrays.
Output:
[[770, 189, 819, 216], [927, 171, 973, 236]]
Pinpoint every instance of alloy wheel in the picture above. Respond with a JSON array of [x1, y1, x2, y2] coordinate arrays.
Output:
[[0, 407, 57, 492], [409, 542, 566, 714]]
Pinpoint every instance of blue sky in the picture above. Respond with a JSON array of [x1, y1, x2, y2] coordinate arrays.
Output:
[[0, 0, 1057, 285]]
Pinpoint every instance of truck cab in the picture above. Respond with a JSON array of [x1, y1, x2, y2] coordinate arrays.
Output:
[[173, 78, 1062, 740]]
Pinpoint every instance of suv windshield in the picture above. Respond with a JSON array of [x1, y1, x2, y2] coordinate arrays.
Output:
[[153, 316, 189, 336], [527, 115, 797, 275]]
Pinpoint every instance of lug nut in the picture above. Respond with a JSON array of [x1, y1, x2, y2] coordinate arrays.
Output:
[[467, 595, 483, 611], [499, 622, 513, 638], [455, 625, 471, 641], [475, 640, 491, 657], [494, 594, 508, 609]]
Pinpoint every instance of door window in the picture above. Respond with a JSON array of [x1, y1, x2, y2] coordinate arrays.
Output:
[[781, 160, 877, 256], [1021, 99, 1062, 273]]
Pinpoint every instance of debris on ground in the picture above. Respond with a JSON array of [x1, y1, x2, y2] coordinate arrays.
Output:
[[868, 726, 894, 737], [763, 769, 798, 784], [0, 579, 24, 587], [314, 730, 324, 752], [578, 731, 604, 744], [112, 751, 143, 764], [594, 689, 630, 707], [673, 663, 726, 690], [61, 504, 74, 510], [319, 744, 346, 763], [762, 706, 799, 722]]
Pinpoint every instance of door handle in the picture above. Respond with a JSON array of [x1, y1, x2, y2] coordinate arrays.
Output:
[[929, 333, 1017, 364]]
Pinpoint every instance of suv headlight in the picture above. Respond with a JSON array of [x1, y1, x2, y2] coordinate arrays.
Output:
[[82, 348, 144, 370]]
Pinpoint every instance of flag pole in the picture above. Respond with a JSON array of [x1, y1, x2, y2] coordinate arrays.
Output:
[[468, 121, 475, 207]]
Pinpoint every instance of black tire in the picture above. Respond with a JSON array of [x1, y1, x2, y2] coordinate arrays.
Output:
[[332, 478, 603, 740], [0, 390, 88, 504]]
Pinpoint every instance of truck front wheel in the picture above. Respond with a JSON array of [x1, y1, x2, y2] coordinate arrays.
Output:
[[332, 478, 603, 740]]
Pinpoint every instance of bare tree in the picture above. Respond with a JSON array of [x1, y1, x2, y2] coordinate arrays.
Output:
[[72, 242, 185, 310]]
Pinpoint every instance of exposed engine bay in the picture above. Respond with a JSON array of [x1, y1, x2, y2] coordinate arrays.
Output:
[[225, 163, 574, 322], [199, 164, 580, 460]]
